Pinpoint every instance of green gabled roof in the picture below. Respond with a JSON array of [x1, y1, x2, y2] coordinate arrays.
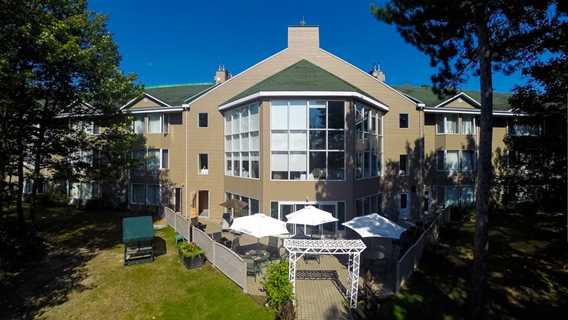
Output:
[[144, 83, 215, 106], [224, 59, 366, 105], [393, 84, 512, 111]]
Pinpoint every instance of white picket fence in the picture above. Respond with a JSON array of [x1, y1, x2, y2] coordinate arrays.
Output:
[[164, 207, 248, 292], [394, 213, 444, 292]]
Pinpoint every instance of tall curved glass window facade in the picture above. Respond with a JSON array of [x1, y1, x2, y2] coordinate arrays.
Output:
[[224, 102, 260, 179], [270, 100, 345, 180]]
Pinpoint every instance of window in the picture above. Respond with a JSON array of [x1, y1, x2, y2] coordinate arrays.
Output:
[[131, 150, 146, 176], [442, 185, 475, 207], [162, 114, 169, 133], [147, 184, 160, 205], [131, 184, 145, 204], [399, 113, 409, 128], [270, 201, 344, 234], [356, 194, 382, 216], [510, 119, 542, 136], [355, 102, 382, 179], [199, 153, 208, 175], [399, 154, 408, 175], [270, 100, 345, 180], [437, 150, 476, 172], [147, 149, 161, 173], [224, 103, 260, 178], [148, 114, 162, 133], [174, 188, 182, 212], [134, 115, 144, 134], [198, 113, 208, 128], [461, 115, 475, 135], [225, 192, 259, 216], [437, 114, 458, 134], [161, 149, 169, 169]]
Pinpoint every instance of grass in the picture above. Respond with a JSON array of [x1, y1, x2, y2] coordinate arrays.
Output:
[[1, 207, 274, 320], [378, 209, 568, 320]]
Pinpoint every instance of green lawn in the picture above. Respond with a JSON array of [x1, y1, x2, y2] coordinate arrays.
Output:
[[1, 207, 274, 320], [379, 209, 568, 319]]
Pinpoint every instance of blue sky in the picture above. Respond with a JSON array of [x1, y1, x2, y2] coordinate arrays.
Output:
[[90, 0, 524, 92]]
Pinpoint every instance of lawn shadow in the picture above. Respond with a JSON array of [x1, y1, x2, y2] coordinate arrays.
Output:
[[1, 207, 134, 320], [153, 236, 167, 257]]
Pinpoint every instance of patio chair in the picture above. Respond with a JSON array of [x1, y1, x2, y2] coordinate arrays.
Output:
[[245, 259, 261, 281]]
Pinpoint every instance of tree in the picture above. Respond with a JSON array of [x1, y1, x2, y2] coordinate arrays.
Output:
[[0, 0, 140, 226], [371, 1, 564, 318]]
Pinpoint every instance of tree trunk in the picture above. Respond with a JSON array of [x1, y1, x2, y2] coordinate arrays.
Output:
[[29, 125, 46, 225], [16, 132, 25, 229], [472, 18, 493, 320]]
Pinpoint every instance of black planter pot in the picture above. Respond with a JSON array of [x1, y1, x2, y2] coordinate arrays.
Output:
[[180, 251, 205, 269]]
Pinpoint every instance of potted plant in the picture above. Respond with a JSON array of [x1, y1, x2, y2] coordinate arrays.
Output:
[[178, 242, 205, 269]]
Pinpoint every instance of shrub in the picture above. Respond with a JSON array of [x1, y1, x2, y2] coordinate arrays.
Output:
[[178, 242, 204, 259], [276, 300, 295, 320], [262, 260, 293, 311]]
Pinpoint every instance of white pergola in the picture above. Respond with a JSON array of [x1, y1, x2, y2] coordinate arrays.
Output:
[[283, 239, 367, 309]]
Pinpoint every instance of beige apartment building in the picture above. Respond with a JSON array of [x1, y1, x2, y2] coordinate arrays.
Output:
[[121, 25, 534, 231]]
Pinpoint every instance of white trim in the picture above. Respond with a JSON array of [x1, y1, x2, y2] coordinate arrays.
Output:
[[127, 107, 183, 114], [187, 49, 289, 106], [121, 93, 174, 110], [433, 92, 481, 108], [219, 91, 390, 112], [318, 48, 419, 106], [424, 107, 523, 117]]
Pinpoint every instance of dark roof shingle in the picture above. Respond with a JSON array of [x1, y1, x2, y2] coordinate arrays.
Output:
[[145, 83, 215, 106]]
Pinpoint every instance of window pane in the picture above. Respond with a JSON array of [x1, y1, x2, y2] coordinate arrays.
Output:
[[249, 104, 259, 131], [399, 114, 409, 128], [356, 152, 363, 179], [199, 154, 208, 174], [199, 113, 208, 127], [250, 152, 259, 178], [328, 101, 344, 129], [327, 131, 344, 150], [161, 149, 168, 169], [400, 194, 408, 209], [147, 185, 160, 205], [289, 101, 307, 129], [446, 151, 459, 171], [290, 151, 307, 171], [132, 184, 145, 204], [147, 149, 160, 172], [370, 152, 378, 176], [251, 199, 259, 214], [271, 131, 288, 150], [232, 112, 240, 134], [461, 150, 475, 171], [437, 116, 445, 134], [134, 116, 145, 134], [328, 152, 344, 180], [250, 132, 259, 151], [241, 133, 249, 151], [233, 152, 240, 176], [232, 134, 240, 152], [461, 115, 474, 134], [241, 152, 249, 178], [446, 115, 458, 133], [309, 107, 326, 129], [271, 202, 279, 219], [148, 114, 161, 133], [399, 154, 407, 174], [309, 130, 325, 150], [309, 152, 326, 179], [240, 108, 248, 132], [289, 130, 307, 151], [271, 101, 288, 130], [225, 153, 232, 175], [225, 111, 232, 134], [271, 151, 288, 172]]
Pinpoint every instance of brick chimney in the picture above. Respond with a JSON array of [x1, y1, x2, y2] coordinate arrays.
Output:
[[370, 64, 385, 82], [288, 25, 319, 50], [214, 65, 230, 84]]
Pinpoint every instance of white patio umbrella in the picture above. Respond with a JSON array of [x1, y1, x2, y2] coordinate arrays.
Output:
[[230, 213, 289, 238], [286, 205, 338, 237], [342, 213, 406, 239]]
